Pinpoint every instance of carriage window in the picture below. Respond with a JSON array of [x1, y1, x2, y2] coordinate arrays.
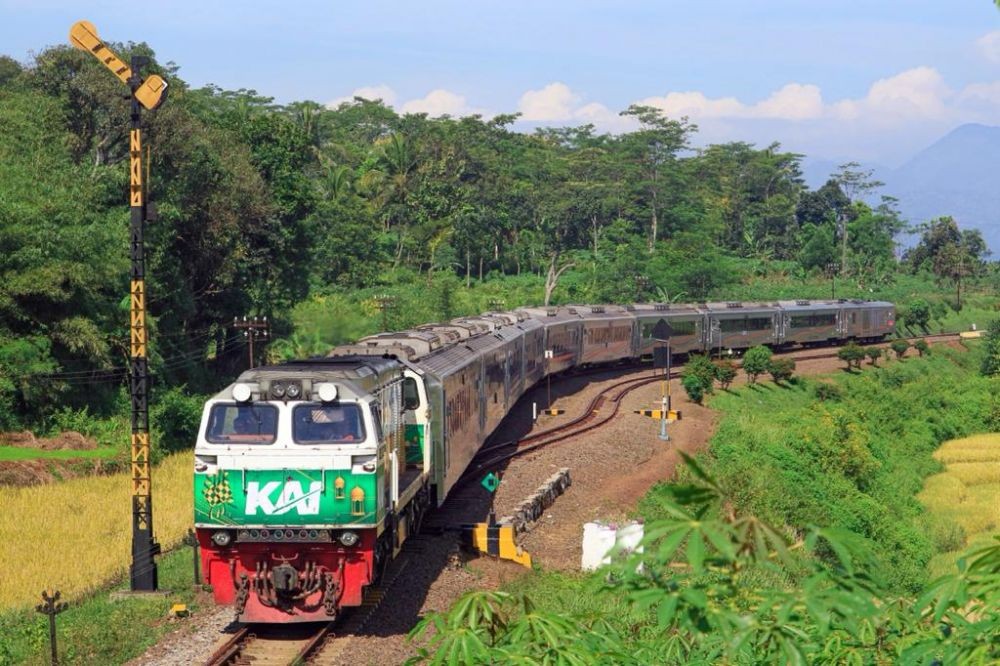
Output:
[[205, 403, 278, 444], [747, 317, 772, 331], [402, 377, 420, 411], [719, 318, 745, 333], [292, 403, 367, 444], [790, 314, 837, 328]]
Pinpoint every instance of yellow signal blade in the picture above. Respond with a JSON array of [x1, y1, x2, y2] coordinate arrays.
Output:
[[69, 21, 168, 110], [69, 20, 132, 84]]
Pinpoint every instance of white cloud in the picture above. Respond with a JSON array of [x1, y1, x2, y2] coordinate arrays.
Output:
[[755, 83, 824, 120], [326, 84, 397, 108], [976, 30, 1000, 64], [637, 91, 745, 119], [400, 89, 483, 117], [518, 82, 580, 121], [861, 67, 951, 120], [639, 83, 822, 121]]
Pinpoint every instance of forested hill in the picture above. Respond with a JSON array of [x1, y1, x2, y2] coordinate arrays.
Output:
[[0, 44, 987, 430]]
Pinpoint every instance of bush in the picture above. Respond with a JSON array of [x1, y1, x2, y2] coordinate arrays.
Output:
[[741, 346, 773, 384], [982, 319, 1000, 376], [926, 514, 967, 553], [767, 357, 796, 383], [914, 339, 929, 357], [713, 359, 738, 390], [814, 382, 843, 401], [890, 339, 910, 360], [684, 354, 717, 395], [681, 373, 707, 404], [837, 342, 865, 369], [866, 347, 883, 366], [904, 298, 931, 330], [151, 386, 205, 455]]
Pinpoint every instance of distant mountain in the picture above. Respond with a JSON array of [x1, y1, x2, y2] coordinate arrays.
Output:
[[803, 124, 1000, 253], [884, 124, 1000, 253]]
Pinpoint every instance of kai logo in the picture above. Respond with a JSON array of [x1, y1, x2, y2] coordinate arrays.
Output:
[[245, 480, 322, 516]]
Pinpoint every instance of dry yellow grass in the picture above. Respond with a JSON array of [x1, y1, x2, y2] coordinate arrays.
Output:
[[0, 453, 191, 610], [920, 433, 1000, 577], [945, 462, 1000, 486]]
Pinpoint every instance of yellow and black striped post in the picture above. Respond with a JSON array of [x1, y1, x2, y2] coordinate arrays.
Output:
[[125, 56, 161, 591], [71, 22, 167, 591]]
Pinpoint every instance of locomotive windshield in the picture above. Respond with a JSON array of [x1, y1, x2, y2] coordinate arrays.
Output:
[[293, 403, 366, 444], [205, 403, 278, 444]]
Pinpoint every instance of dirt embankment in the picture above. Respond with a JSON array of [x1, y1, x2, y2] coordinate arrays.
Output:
[[0, 430, 112, 487]]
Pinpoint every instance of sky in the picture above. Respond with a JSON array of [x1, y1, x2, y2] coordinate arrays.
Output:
[[2, 0, 999, 167]]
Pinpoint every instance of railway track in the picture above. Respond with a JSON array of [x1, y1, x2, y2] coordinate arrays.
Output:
[[461, 331, 962, 481], [204, 536, 429, 666]]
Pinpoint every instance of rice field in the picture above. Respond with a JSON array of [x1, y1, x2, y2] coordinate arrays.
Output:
[[919, 433, 1000, 577], [0, 453, 192, 610]]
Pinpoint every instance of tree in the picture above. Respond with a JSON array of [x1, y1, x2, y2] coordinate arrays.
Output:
[[617, 105, 694, 250], [837, 342, 865, 369], [981, 320, 1000, 376], [713, 359, 738, 390], [742, 346, 773, 384], [866, 347, 883, 365], [890, 339, 910, 360], [833, 162, 883, 274], [686, 354, 717, 388], [681, 373, 707, 404], [904, 299, 931, 331], [906, 217, 988, 309], [767, 357, 795, 383]]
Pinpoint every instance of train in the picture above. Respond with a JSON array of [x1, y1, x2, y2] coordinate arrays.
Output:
[[192, 298, 894, 622]]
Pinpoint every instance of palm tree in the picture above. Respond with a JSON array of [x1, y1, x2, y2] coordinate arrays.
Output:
[[359, 133, 417, 266]]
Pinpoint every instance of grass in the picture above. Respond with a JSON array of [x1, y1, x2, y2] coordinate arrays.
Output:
[[0, 545, 207, 665], [918, 433, 1000, 578], [0, 446, 119, 461], [0, 453, 193, 610]]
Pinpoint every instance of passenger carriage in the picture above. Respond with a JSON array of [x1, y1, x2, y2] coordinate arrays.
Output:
[[704, 302, 780, 353]]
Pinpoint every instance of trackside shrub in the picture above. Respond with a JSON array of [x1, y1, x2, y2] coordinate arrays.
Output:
[[814, 382, 842, 401], [837, 342, 865, 369], [684, 354, 716, 393], [713, 359, 738, 390], [741, 346, 772, 384], [681, 373, 707, 404], [866, 347, 882, 365], [914, 339, 929, 356], [890, 339, 910, 360], [767, 357, 795, 383]]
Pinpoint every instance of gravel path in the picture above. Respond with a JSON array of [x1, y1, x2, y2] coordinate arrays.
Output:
[[135, 352, 855, 665]]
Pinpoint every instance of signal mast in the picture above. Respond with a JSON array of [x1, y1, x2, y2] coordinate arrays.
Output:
[[69, 21, 167, 591]]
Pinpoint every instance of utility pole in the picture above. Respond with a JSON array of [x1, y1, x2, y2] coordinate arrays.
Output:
[[233, 316, 269, 368], [70, 20, 168, 591], [826, 262, 838, 299]]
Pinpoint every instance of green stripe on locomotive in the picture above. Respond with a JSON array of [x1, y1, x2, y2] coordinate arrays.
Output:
[[194, 468, 379, 526], [404, 424, 424, 465]]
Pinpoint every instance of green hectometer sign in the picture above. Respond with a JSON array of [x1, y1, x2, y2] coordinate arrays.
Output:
[[194, 468, 378, 526]]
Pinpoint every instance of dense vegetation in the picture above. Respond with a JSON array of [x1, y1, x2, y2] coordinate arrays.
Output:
[[410, 346, 1000, 663], [0, 43, 995, 437]]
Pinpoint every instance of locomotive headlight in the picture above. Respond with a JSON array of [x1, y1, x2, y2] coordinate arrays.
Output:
[[211, 530, 232, 547], [339, 531, 360, 547], [271, 382, 286, 399], [286, 382, 302, 399]]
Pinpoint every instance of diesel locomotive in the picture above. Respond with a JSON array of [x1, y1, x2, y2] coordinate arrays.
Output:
[[192, 299, 894, 622]]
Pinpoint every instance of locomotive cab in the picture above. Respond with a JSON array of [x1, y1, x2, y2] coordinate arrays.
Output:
[[192, 360, 417, 623]]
